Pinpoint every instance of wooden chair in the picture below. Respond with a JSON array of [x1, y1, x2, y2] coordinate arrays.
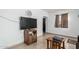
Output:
[[47, 37, 65, 49]]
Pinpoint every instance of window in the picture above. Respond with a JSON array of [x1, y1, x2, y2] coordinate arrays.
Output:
[[55, 13, 68, 28], [61, 13, 68, 28], [55, 15, 60, 27]]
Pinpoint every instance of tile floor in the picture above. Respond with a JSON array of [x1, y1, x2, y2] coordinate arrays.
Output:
[[8, 34, 77, 49]]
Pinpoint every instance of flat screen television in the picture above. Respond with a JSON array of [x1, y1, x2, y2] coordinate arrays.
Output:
[[20, 17, 37, 29]]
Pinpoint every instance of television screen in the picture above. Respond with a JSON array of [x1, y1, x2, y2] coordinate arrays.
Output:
[[20, 17, 37, 29]]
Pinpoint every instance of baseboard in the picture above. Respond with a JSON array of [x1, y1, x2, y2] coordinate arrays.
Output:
[[4, 41, 23, 49]]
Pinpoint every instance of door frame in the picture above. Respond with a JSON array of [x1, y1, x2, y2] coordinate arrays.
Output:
[[43, 16, 48, 34]]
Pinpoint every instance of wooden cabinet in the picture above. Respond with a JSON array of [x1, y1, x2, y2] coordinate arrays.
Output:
[[24, 29, 37, 45]]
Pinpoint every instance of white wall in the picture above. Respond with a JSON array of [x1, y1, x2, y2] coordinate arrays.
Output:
[[47, 10, 79, 38], [0, 9, 48, 48]]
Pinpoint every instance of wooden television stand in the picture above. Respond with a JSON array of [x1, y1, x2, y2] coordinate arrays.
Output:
[[24, 28, 37, 45]]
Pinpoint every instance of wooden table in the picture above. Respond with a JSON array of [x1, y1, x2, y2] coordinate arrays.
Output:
[[46, 37, 53, 49], [46, 37, 65, 49]]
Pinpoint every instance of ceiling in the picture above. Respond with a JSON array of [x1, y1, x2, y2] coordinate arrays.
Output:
[[42, 9, 70, 13]]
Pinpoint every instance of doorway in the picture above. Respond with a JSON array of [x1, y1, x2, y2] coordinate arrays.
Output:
[[43, 17, 46, 34]]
